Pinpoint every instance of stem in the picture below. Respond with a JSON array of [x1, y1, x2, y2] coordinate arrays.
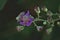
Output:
[[34, 18, 46, 21], [37, 13, 40, 19], [32, 21, 37, 27]]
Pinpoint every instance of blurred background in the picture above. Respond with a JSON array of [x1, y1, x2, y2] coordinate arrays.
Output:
[[0, 0, 60, 40]]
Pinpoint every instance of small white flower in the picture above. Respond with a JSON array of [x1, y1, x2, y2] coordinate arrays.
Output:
[[16, 12, 25, 21], [16, 26, 24, 32], [58, 16, 60, 18], [36, 26, 43, 31], [57, 21, 60, 25], [34, 6, 41, 18], [34, 6, 40, 14], [46, 27, 53, 35], [16, 16, 20, 21], [43, 21, 47, 25], [41, 6, 48, 12], [47, 11, 53, 16]]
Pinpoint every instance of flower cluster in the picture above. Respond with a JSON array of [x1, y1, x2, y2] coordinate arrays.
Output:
[[16, 6, 60, 32]]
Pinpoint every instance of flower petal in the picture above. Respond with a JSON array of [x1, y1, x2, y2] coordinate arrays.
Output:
[[36, 26, 43, 31], [17, 10, 34, 26], [20, 21, 25, 26], [16, 26, 24, 32], [25, 10, 30, 16], [27, 17, 34, 26]]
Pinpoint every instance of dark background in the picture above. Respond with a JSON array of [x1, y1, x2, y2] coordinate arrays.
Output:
[[0, 0, 60, 40]]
